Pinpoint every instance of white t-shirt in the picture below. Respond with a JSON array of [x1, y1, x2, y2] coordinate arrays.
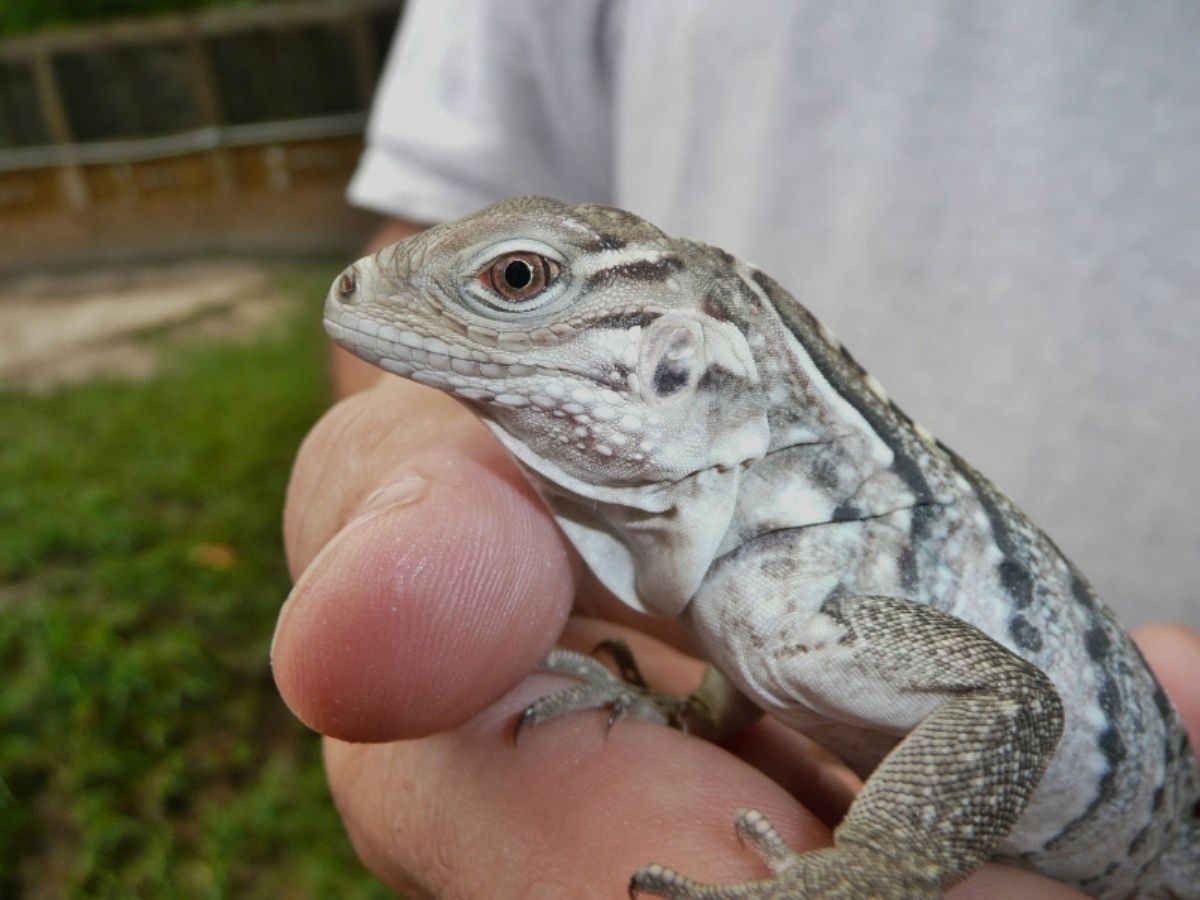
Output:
[[349, 0, 1200, 627]]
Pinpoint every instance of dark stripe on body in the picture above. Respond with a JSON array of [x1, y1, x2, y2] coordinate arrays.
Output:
[[1009, 614, 1044, 652], [747, 269, 935, 508], [746, 268, 940, 591]]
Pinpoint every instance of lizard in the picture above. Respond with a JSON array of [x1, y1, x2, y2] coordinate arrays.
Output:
[[322, 196, 1199, 898]]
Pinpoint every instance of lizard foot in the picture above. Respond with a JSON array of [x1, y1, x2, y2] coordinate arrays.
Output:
[[514, 642, 688, 741], [630, 809, 940, 899]]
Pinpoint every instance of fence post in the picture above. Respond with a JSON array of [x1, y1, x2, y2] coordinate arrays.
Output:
[[183, 26, 236, 198], [28, 38, 89, 211]]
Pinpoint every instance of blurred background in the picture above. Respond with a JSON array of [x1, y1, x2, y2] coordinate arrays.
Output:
[[1, 0, 399, 895]]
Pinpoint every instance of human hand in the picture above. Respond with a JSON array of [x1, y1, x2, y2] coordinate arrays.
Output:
[[272, 376, 1200, 899]]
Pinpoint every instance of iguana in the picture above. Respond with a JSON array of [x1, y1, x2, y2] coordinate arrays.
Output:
[[323, 196, 1199, 898]]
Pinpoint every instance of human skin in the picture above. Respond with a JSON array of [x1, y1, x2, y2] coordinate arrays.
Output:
[[272, 220, 1200, 899]]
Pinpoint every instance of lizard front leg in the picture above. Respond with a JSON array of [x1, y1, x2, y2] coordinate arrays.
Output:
[[632, 595, 1065, 899]]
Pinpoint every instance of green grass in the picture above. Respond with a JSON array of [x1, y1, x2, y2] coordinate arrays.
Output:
[[0, 263, 391, 898]]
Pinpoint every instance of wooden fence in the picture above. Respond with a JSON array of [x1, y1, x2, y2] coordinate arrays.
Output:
[[0, 0, 403, 273]]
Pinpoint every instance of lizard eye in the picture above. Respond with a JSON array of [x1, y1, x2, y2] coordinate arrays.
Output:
[[480, 252, 560, 301]]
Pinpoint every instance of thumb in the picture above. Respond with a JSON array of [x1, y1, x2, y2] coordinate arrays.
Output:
[[272, 380, 578, 741]]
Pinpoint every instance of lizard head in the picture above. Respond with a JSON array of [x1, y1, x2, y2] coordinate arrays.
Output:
[[325, 196, 769, 507]]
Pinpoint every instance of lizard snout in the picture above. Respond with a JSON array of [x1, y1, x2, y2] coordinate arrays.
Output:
[[323, 263, 376, 351]]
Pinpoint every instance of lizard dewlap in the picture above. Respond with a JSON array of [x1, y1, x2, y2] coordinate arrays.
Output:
[[325, 196, 1199, 899]]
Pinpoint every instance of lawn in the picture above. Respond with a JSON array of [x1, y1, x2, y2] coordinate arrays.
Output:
[[0, 263, 391, 898]]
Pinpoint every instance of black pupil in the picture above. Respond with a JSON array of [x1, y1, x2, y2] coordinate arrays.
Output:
[[504, 259, 535, 290]]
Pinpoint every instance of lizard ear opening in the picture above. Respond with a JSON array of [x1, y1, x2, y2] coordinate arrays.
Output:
[[639, 315, 707, 402], [637, 313, 770, 471], [637, 312, 762, 401]]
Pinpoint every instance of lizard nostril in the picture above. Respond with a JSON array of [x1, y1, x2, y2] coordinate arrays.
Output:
[[338, 271, 357, 298]]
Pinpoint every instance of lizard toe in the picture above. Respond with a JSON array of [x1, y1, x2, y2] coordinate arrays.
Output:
[[514, 645, 684, 742]]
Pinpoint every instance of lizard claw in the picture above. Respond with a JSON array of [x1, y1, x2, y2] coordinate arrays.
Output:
[[607, 693, 631, 732], [511, 704, 539, 745]]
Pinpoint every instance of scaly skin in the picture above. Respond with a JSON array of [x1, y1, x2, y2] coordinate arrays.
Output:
[[323, 197, 1199, 898]]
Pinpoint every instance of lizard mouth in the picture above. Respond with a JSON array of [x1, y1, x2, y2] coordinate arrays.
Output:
[[323, 297, 634, 401], [324, 308, 536, 385], [325, 306, 628, 417]]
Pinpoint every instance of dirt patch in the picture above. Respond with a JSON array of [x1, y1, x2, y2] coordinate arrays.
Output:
[[0, 260, 292, 391]]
